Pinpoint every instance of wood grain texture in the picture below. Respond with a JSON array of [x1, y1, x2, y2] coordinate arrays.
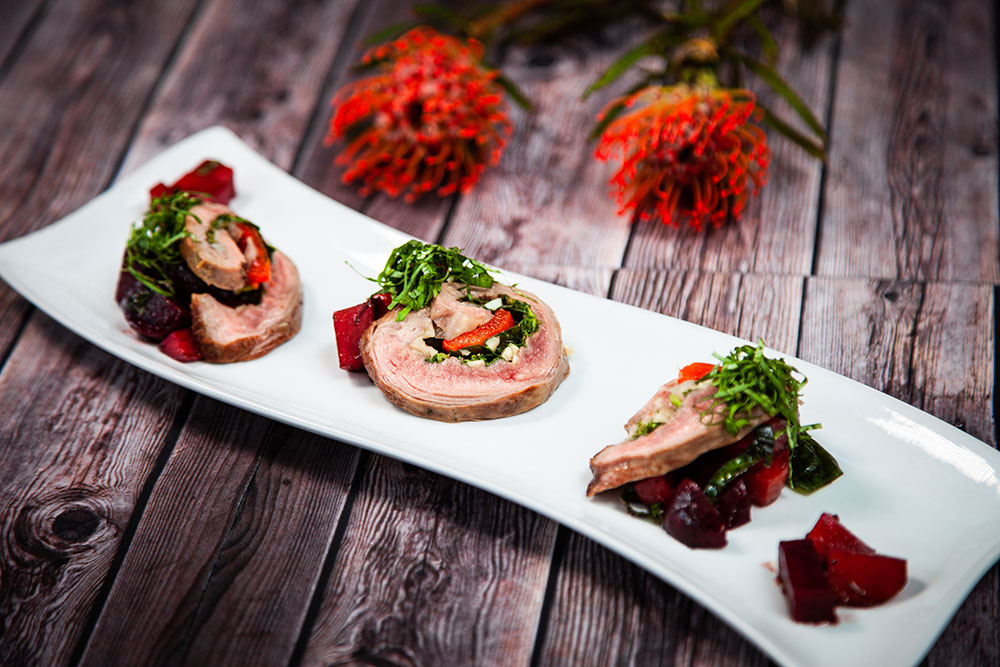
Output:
[[440, 24, 642, 277], [0, 0, 44, 68], [816, 0, 999, 281], [623, 10, 834, 274], [0, 314, 186, 666], [301, 456, 556, 667], [80, 399, 360, 666], [537, 270, 802, 666], [798, 277, 996, 665], [120, 0, 362, 173]]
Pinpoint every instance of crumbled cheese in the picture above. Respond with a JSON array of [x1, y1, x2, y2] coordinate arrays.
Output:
[[460, 348, 471, 356], [483, 297, 502, 311], [485, 336, 500, 351], [466, 359, 486, 370], [501, 344, 520, 362]]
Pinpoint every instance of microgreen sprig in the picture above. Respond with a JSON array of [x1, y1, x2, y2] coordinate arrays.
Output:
[[124, 192, 202, 298], [371, 240, 497, 320], [702, 341, 816, 450]]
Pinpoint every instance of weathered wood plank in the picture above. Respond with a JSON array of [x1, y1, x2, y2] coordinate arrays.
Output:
[[441, 24, 640, 278], [798, 278, 996, 665], [0, 0, 44, 68], [816, 0, 999, 281], [537, 270, 802, 666], [119, 0, 362, 173], [0, 314, 186, 666], [79, 399, 359, 666], [623, 11, 834, 274], [301, 456, 555, 666]]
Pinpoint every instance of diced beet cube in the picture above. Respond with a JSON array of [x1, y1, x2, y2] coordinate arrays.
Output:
[[158, 328, 203, 362], [744, 448, 789, 506], [370, 292, 393, 319], [664, 479, 727, 549], [806, 512, 875, 559], [778, 539, 838, 624], [334, 295, 394, 372], [717, 478, 751, 529], [633, 474, 677, 505], [826, 547, 907, 606], [118, 278, 190, 341]]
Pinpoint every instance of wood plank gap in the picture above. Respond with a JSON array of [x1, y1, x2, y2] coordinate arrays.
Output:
[[994, 285, 999, 450], [0, 304, 34, 375], [0, 0, 47, 80], [287, 450, 373, 667], [290, 0, 373, 178], [527, 526, 570, 667], [904, 282, 928, 409], [808, 0, 847, 278], [432, 193, 462, 245], [67, 390, 196, 667]]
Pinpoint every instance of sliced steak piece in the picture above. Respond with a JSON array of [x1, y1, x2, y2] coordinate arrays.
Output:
[[179, 201, 246, 291], [586, 379, 769, 496], [360, 283, 569, 421], [190, 250, 302, 362]]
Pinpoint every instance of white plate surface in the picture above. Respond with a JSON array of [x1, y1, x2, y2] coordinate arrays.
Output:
[[1, 127, 997, 667]]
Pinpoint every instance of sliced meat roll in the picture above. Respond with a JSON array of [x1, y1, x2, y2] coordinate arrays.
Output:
[[191, 250, 303, 362], [179, 201, 247, 291], [360, 283, 569, 422], [587, 379, 769, 496]]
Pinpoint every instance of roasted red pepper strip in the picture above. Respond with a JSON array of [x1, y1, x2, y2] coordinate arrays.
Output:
[[233, 222, 271, 288], [678, 362, 716, 383], [150, 160, 236, 204], [443, 309, 515, 352]]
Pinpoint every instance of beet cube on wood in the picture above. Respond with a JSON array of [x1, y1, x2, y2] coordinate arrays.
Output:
[[744, 449, 789, 506], [827, 547, 907, 606], [778, 539, 838, 624], [663, 479, 726, 549], [806, 512, 875, 559]]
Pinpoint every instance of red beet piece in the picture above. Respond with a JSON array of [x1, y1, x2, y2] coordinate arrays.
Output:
[[158, 328, 203, 362], [334, 294, 393, 371], [717, 478, 751, 529], [826, 547, 907, 606], [806, 512, 875, 559], [633, 474, 677, 505], [744, 448, 789, 506], [778, 539, 838, 624], [664, 479, 727, 549], [150, 160, 235, 204], [118, 274, 190, 341]]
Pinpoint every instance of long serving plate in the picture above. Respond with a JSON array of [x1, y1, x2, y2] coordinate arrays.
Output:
[[1, 127, 998, 666]]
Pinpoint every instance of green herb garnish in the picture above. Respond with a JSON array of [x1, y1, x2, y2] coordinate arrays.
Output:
[[702, 341, 813, 451], [633, 420, 662, 439], [124, 192, 201, 298], [371, 240, 497, 320]]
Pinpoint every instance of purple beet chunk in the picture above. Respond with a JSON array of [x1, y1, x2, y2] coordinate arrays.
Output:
[[717, 478, 751, 529], [778, 539, 838, 624], [663, 478, 727, 549], [119, 280, 190, 341]]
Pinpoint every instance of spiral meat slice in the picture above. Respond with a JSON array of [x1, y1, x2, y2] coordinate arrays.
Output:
[[360, 283, 569, 421]]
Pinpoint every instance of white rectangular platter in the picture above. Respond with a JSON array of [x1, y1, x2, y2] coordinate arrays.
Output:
[[1, 127, 997, 667]]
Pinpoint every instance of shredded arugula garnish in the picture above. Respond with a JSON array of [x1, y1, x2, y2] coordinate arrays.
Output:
[[124, 192, 201, 298], [371, 240, 497, 320], [633, 420, 662, 439], [702, 341, 816, 451]]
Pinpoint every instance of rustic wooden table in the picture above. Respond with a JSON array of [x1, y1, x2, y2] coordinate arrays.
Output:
[[1, 1, 996, 665]]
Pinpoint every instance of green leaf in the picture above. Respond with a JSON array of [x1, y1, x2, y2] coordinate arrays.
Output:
[[364, 20, 419, 45], [584, 40, 653, 99], [788, 432, 843, 493], [496, 74, 532, 110], [758, 104, 827, 160], [748, 14, 778, 64], [715, 0, 767, 41], [735, 50, 827, 142]]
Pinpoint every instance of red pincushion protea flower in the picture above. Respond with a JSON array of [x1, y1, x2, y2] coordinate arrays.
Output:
[[326, 26, 512, 202], [595, 85, 770, 231]]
